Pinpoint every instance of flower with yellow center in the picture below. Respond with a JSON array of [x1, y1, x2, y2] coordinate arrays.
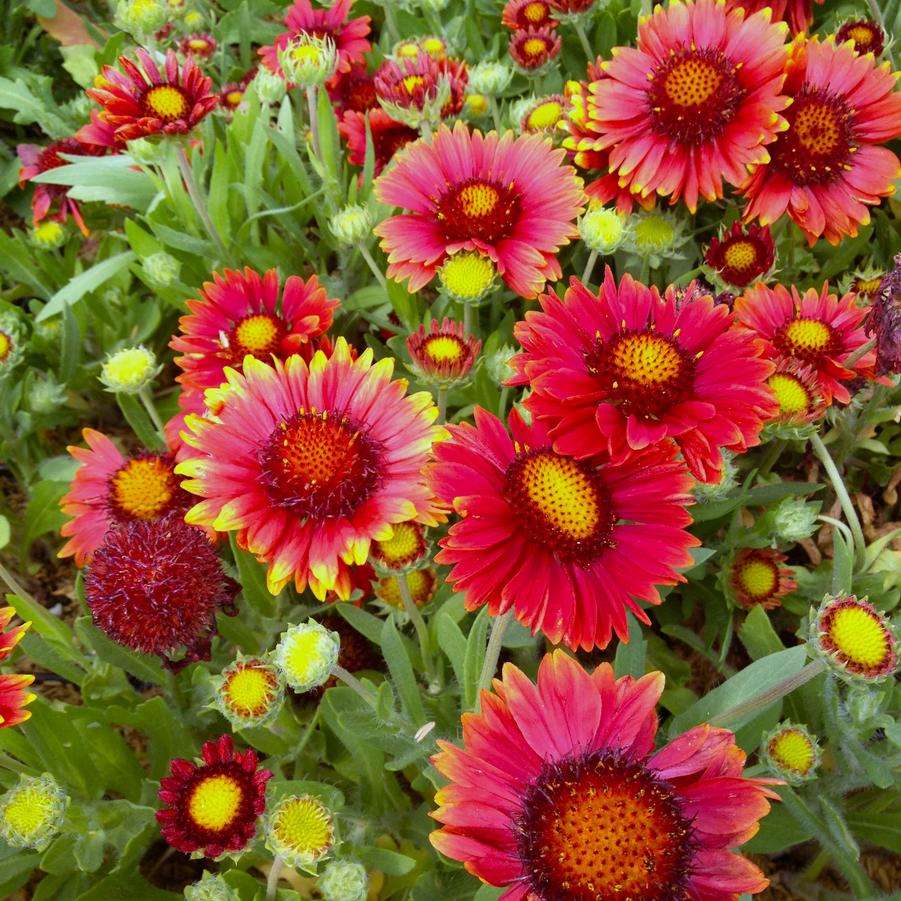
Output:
[[279, 33, 337, 87], [0, 774, 69, 851], [464, 93, 489, 117], [273, 620, 340, 692], [763, 358, 827, 438], [214, 656, 285, 729], [265, 794, 334, 869], [0, 313, 24, 377], [437, 251, 497, 304], [520, 95, 564, 133], [812, 594, 899, 683], [579, 206, 627, 255], [31, 220, 65, 249], [761, 722, 820, 784], [370, 520, 429, 572], [99, 345, 162, 395]]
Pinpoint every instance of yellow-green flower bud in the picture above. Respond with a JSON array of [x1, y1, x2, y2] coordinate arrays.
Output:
[[579, 207, 626, 254], [0, 313, 25, 380], [771, 496, 820, 542], [273, 620, 340, 692], [99, 346, 162, 395], [319, 860, 368, 901], [468, 61, 513, 96], [114, 0, 169, 38], [265, 794, 334, 870], [142, 251, 181, 289], [30, 221, 65, 250], [0, 774, 69, 851], [279, 34, 338, 88], [183, 8, 205, 29], [330, 205, 373, 247]]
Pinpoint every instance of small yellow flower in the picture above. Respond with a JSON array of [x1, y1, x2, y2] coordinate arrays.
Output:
[[265, 795, 334, 869], [437, 252, 497, 303], [99, 346, 162, 395], [579, 207, 627, 255], [214, 656, 284, 729], [761, 722, 820, 784], [0, 774, 69, 851], [273, 620, 340, 692], [31, 221, 65, 249]]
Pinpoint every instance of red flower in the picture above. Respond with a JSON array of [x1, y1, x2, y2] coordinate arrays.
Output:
[[728, 547, 797, 609], [17, 138, 104, 235], [510, 270, 776, 483], [85, 515, 238, 670], [374, 53, 469, 122], [427, 408, 698, 650], [0, 608, 35, 730], [705, 221, 775, 288], [259, 0, 371, 77], [406, 317, 481, 385], [508, 27, 561, 71], [85, 49, 218, 144], [734, 282, 876, 403], [589, 0, 791, 212], [339, 108, 418, 174], [170, 267, 339, 395], [328, 61, 378, 114], [501, 0, 558, 30], [726, 0, 823, 35], [835, 19, 885, 57], [742, 36, 901, 245], [157, 735, 272, 858], [178, 33, 217, 58], [431, 651, 780, 900]]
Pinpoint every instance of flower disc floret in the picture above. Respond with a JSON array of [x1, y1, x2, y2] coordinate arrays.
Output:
[[0, 774, 69, 851], [265, 795, 334, 869], [761, 722, 820, 784], [431, 651, 780, 899], [157, 735, 272, 859], [811, 594, 899, 682], [375, 122, 584, 299], [273, 620, 340, 692], [510, 270, 776, 483]]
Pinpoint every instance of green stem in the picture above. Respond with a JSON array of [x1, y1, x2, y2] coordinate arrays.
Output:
[[436, 387, 447, 424], [331, 663, 379, 709], [843, 336, 876, 370], [0, 752, 35, 775], [573, 21, 594, 60], [497, 386, 510, 419], [809, 431, 867, 570], [293, 706, 320, 760], [398, 572, 437, 685], [711, 659, 826, 729], [175, 145, 228, 262], [488, 95, 503, 133], [138, 386, 166, 439], [581, 249, 598, 285], [359, 243, 388, 291], [383, 5, 399, 44], [266, 855, 284, 901], [419, 118, 433, 142], [463, 301, 474, 336], [305, 85, 320, 159], [757, 438, 786, 478], [801, 849, 831, 883], [476, 610, 512, 708], [0, 562, 37, 609], [866, 0, 896, 68]]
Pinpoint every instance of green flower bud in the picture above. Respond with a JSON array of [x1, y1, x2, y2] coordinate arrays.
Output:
[[579, 207, 627, 255], [485, 343, 516, 384], [771, 496, 820, 542], [319, 860, 368, 901], [761, 722, 820, 785], [127, 137, 160, 165], [142, 252, 181, 289], [264, 795, 334, 870], [183, 8, 205, 29], [0, 774, 69, 851], [28, 373, 67, 415], [693, 451, 738, 503], [0, 313, 25, 380], [99, 346, 162, 395], [273, 620, 340, 692], [330, 205, 373, 247], [279, 34, 338, 88], [184, 871, 240, 901], [468, 61, 513, 96], [30, 220, 66, 249], [625, 210, 688, 268], [114, 0, 169, 38], [253, 69, 287, 105]]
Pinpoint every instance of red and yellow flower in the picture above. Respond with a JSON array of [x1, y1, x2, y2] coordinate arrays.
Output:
[[373, 53, 468, 125], [705, 221, 775, 288], [178, 33, 217, 58], [406, 318, 481, 386], [734, 282, 876, 403], [157, 735, 272, 859], [427, 408, 698, 650], [178, 340, 445, 599], [431, 651, 779, 900], [338, 108, 419, 175], [501, 0, 558, 30], [510, 270, 776, 483], [835, 19, 885, 57], [328, 61, 378, 114], [84, 49, 218, 145], [587, 0, 790, 212], [258, 0, 371, 77], [765, 357, 828, 429], [171, 267, 339, 395], [508, 27, 561, 72], [742, 36, 901, 245], [727, 547, 797, 609], [59, 428, 193, 566], [0, 608, 35, 730], [374, 122, 584, 299]]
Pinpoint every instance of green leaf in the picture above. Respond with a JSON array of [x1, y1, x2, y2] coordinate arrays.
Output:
[[335, 602, 385, 647], [380, 617, 425, 723], [36, 251, 136, 322], [463, 608, 490, 710], [230, 536, 276, 616], [22, 479, 68, 552], [669, 646, 807, 735], [614, 612, 647, 678], [32, 155, 156, 211], [738, 606, 785, 661], [74, 616, 172, 687], [0, 515, 9, 551], [116, 393, 166, 452], [357, 846, 417, 876], [436, 610, 467, 689]]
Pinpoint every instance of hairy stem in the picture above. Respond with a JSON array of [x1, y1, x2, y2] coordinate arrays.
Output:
[[477, 610, 513, 708], [175, 145, 228, 261]]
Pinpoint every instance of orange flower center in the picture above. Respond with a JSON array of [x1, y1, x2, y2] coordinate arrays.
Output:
[[518, 752, 692, 901], [649, 48, 744, 144], [722, 239, 758, 273], [142, 84, 190, 122], [226, 313, 285, 362], [587, 330, 695, 419], [770, 87, 854, 186], [187, 773, 245, 832], [260, 410, 383, 519], [110, 456, 177, 521], [504, 448, 616, 564], [774, 317, 836, 362], [768, 372, 811, 414], [846, 25, 874, 46], [523, 1, 549, 23], [437, 177, 520, 245]]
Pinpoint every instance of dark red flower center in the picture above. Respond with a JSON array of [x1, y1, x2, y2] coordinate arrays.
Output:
[[503, 448, 616, 565], [773, 316, 837, 362], [648, 47, 745, 145], [107, 454, 184, 523], [587, 330, 696, 419], [517, 750, 694, 901], [436, 177, 521, 245], [374, 122, 418, 163], [223, 313, 287, 363], [142, 84, 190, 122], [769, 86, 855, 186], [513, 31, 557, 68], [259, 409, 383, 519]]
